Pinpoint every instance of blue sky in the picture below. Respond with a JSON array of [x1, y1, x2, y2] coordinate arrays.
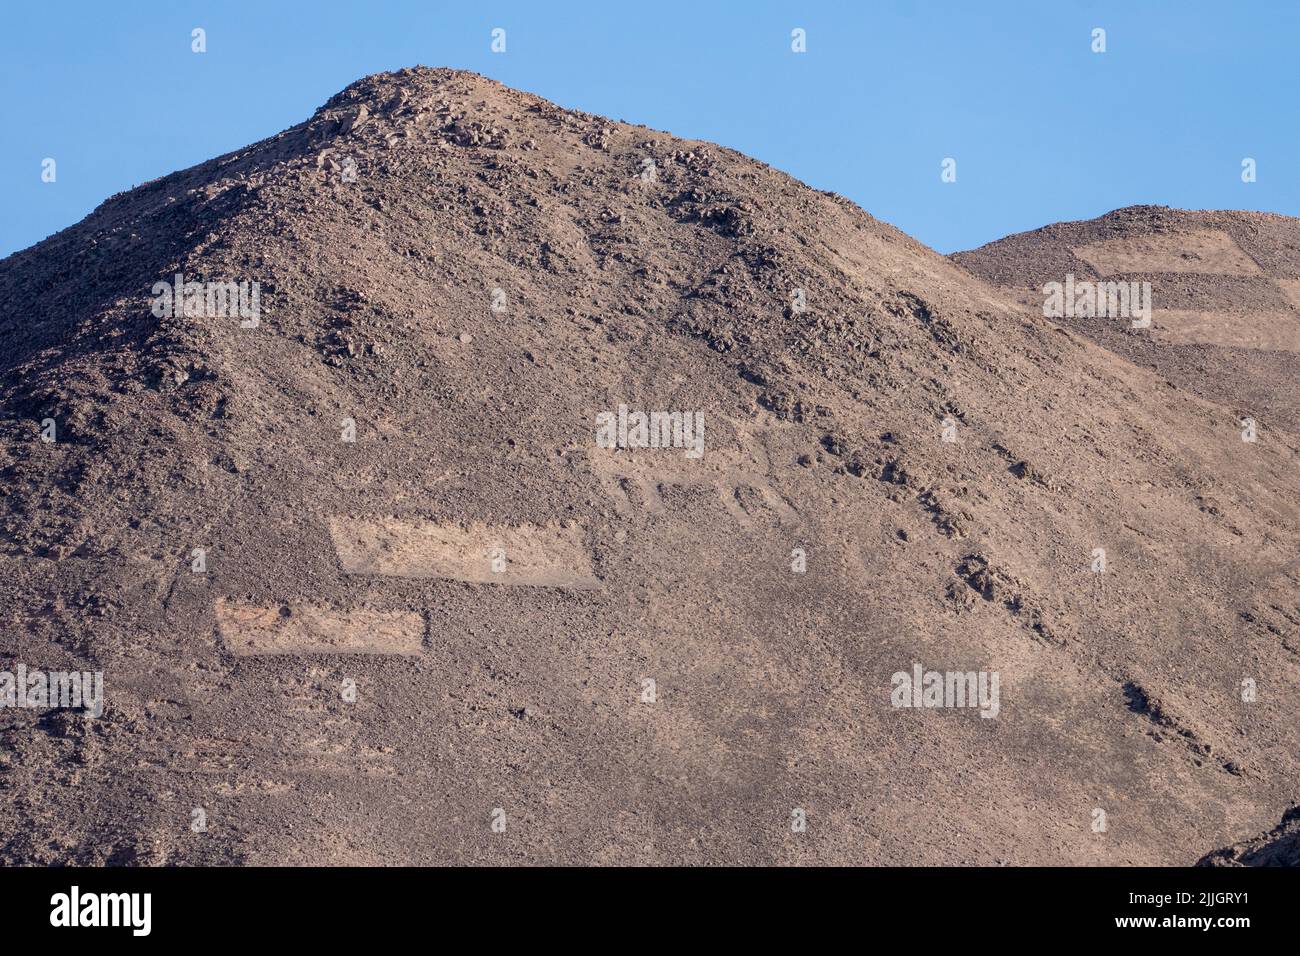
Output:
[[1, 0, 1296, 258]]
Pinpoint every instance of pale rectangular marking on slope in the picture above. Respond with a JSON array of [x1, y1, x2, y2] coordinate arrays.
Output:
[[1152, 309, 1300, 352], [1275, 278, 1300, 314], [1074, 230, 1263, 277], [216, 600, 425, 656], [328, 517, 600, 588]]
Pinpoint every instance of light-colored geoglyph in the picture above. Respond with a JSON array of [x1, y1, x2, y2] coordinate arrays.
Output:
[[215, 600, 425, 656], [587, 420, 797, 527], [328, 517, 600, 588], [1276, 278, 1300, 314], [1073, 230, 1263, 277], [1151, 309, 1300, 351], [1065, 230, 1300, 351]]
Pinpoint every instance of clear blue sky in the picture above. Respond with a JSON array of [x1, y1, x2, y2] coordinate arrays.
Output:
[[2, 0, 1296, 259]]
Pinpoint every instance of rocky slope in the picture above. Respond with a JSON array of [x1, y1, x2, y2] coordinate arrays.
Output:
[[954, 206, 1300, 439], [1, 68, 1297, 865], [1199, 805, 1300, 866]]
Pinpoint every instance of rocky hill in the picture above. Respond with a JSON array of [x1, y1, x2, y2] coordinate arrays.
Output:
[[1, 69, 1297, 865], [954, 205, 1300, 438]]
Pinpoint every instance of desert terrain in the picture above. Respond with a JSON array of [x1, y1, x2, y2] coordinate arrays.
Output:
[[1, 68, 1296, 865]]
